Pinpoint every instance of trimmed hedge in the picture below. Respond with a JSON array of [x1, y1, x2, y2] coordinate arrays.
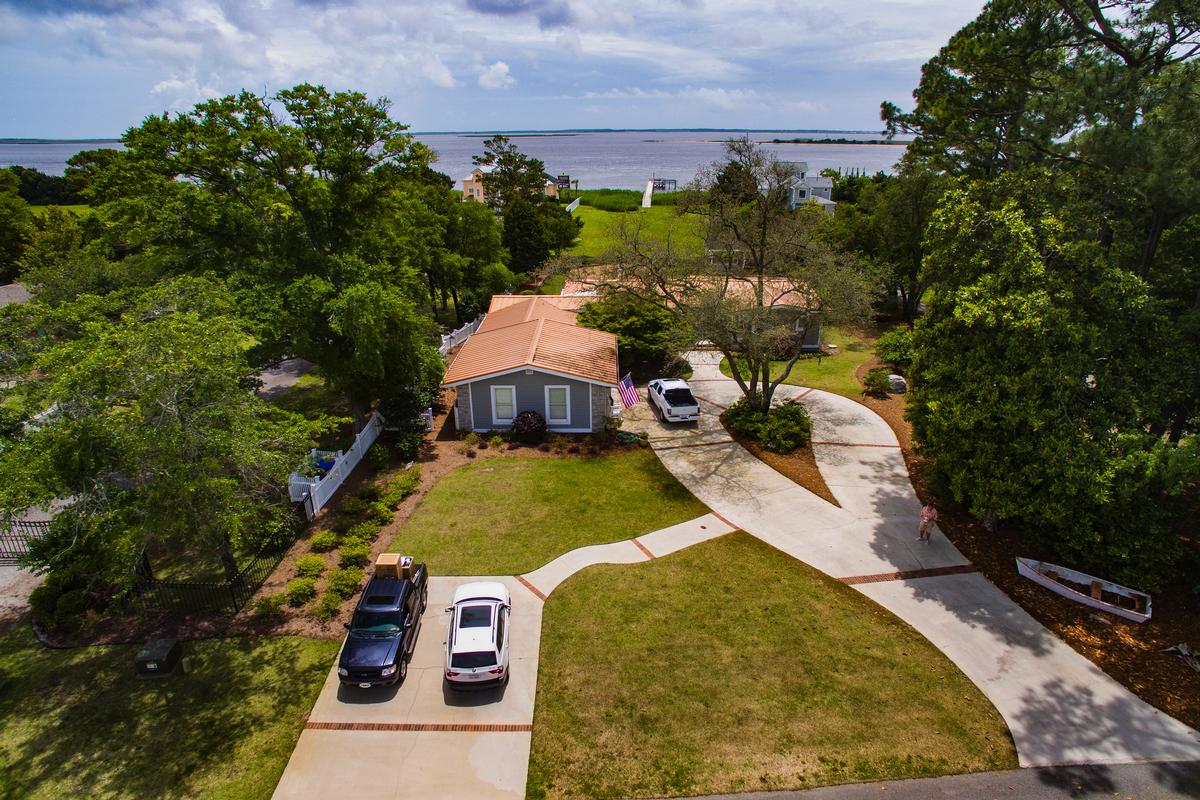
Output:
[[720, 396, 813, 454]]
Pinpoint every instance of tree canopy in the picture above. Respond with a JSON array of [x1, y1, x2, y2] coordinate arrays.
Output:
[[887, 0, 1200, 587]]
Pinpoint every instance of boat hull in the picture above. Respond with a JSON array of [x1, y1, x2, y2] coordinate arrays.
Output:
[[1015, 557, 1152, 623]]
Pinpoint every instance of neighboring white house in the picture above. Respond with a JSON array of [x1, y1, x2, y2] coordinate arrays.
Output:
[[442, 295, 618, 433], [781, 161, 836, 214]]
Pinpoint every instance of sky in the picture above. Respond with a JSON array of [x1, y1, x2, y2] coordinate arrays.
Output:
[[0, 0, 985, 139]]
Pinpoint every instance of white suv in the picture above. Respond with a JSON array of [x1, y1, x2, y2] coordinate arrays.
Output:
[[444, 582, 511, 689], [647, 378, 700, 422]]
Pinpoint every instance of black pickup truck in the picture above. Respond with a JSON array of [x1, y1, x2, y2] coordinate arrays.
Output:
[[337, 564, 428, 687]]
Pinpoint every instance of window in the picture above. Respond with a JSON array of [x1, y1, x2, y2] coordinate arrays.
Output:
[[451, 651, 497, 669], [491, 385, 516, 425], [545, 385, 570, 425], [496, 609, 506, 649], [459, 605, 492, 629]]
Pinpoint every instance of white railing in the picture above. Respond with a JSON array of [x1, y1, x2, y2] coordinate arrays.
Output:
[[438, 316, 483, 356], [288, 412, 384, 520], [565, 197, 581, 212]]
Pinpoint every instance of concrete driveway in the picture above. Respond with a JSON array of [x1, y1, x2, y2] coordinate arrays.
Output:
[[273, 576, 543, 800], [621, 351, 1200, 767]]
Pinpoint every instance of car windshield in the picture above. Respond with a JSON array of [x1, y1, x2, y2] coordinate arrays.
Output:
[[663, 388, 696, 406], [451, 650, 497, 669], [350, 610, 403, 634]]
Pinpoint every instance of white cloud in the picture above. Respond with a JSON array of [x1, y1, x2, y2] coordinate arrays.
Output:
[[478, 60, 516, 89]]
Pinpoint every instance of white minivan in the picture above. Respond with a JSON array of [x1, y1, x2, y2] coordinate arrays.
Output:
[[444, 582, 511, 689]]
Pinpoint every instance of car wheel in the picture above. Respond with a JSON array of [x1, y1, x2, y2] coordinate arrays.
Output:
[[398, 659, 408, 682]]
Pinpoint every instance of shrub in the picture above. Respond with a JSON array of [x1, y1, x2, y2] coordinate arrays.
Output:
[[758, 400, 812, 453], [395, 431, 424, 461], [339, 541, 371, 568], [875, 327, 915, 372], [721, 396, 812, 454], [462, 432, 482, 448], [329, 515, 355, 534], [512, 410, 547, 442], [488, 434, 505, 449], [53, 590, 88, 631], [29, 582, 64, 622], [285, 578, 318, 607], [356, 483, 383, 501], [466, 449, 477, 458], [381, 466, 422, 508], [548, 433, 569, 452], [367, 442, 389, 470], [309, 530, 339, 552], [477, 439, 489, 450], [252, 593, 287, 617], [312, 592, 343, 622], [863, 367, 892, 397], [341, 497, 372, 516], [368, 501, 393, 525], [567, 445, 581, 454], [327, 567, 365, 599], [346, 521, 379, 541], [721, 396, 767, 440], [295, 554, 326, 579], [506, 441, 521, 450]]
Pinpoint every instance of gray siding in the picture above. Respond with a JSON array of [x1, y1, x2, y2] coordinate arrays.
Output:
[[466, 371, 606, 432]]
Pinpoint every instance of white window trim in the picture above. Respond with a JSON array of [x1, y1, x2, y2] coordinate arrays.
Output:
[[544, 385, 571, 426], [491, 385, 517, 427]]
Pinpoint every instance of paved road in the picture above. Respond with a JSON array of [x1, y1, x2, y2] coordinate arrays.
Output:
[[689, 761, 1200, 800], [620, 351, 1200, 767]]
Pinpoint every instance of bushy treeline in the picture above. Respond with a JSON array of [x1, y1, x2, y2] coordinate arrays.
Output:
[[0, 84, 558, 617], [870, 0, 1200, 589]]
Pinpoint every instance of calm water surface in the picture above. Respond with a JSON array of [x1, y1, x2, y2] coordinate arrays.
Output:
[[0, 130, 908, 190]]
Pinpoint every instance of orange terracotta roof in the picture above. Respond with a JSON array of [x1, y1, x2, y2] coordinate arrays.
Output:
[[486, 294, 591, 312], [443, 303, 618, 386]]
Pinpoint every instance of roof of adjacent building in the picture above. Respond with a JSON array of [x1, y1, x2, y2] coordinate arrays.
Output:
[[0, 283, 31, 307], [442, 295, 618, 386]]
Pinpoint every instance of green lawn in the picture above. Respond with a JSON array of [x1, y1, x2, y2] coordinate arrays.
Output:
[[568, 206, 703, 260], [538, 273, 567, 295], [30, 204, 92, 217], [528, 533, 1017, 799], [387, 450, 707, 575], [266, 372, 354, 450], [721, 326, 877, 399], [0, 626, 338, 800]]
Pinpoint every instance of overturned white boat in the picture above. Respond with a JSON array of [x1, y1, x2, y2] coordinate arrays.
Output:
[[1015, 557, 1152, 623]]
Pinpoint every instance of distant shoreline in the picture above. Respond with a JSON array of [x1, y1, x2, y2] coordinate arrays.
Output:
[[1, 128, 906, 144]]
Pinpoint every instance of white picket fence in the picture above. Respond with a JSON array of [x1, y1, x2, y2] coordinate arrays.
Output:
[[288, 412, 384, 520], [439, 316, 483, 356]]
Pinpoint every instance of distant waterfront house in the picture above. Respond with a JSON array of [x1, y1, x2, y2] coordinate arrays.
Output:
[[781, 161, 836, 214], [442, 295, 618, 433], [460, 166, 561, 203]]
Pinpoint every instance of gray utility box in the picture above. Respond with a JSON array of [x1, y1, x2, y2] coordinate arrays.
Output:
[[135, 638, 183, 678]]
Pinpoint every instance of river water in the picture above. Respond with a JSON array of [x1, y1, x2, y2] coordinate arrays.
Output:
[[0, 129, 908, 190]]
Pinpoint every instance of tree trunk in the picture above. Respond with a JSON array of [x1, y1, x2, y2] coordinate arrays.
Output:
[[218, 537, 240, 585], [1137, 208, 1166, 277], [451, 287, 464, 325]]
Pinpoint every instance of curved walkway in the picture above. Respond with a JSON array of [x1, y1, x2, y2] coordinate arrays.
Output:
[[620, 350, 1200, 768]]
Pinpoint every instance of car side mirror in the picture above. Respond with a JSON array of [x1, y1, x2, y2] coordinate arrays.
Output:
[[444, 607, 453, 613], [342, 623, 350, 630]]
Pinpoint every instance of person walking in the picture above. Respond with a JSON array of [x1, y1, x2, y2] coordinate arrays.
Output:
[[918, 503, 938, 542]]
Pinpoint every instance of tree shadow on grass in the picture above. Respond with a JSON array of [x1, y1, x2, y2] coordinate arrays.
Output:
[[2, 634, 329, 799]]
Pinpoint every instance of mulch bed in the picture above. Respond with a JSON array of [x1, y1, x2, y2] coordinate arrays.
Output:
[[725, 429, 841, 507], [33, 391, 643, 648], [853, 356, 1200, 732]]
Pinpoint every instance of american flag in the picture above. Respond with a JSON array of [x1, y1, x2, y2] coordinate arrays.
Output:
[[617, 373, 639, 408]]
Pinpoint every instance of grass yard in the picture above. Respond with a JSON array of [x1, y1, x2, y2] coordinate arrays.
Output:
[[527, 533, 1017, 800], [387, 450, 708, 575], [0, 626, 337, 800], [567, 205, 703, 260], [721, 326, 877, 399], [266, 372, 354, 450]]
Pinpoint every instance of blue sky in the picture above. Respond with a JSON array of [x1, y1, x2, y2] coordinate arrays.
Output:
[[0, 0, 985, 138]]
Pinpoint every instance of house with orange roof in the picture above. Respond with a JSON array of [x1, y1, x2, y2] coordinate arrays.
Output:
[[442, 295, 618, 433]]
